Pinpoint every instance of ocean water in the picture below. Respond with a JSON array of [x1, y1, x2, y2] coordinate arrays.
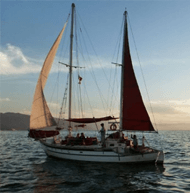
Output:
[[0, 130, 190, 193]]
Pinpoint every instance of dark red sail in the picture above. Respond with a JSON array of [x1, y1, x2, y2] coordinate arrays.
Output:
[[122, 15, 155, 132], [67, 116, 117, 123]]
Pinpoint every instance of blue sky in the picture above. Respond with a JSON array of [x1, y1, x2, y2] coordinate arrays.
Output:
[[1, 1, 190, 130]]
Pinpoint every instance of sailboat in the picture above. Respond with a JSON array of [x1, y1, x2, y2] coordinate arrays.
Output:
[[29, 4, 164, 164]]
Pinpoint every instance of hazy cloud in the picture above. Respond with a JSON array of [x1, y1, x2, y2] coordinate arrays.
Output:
[[0, 44, 42, 75], [147, 99, 190, 128], [0, 98, 10, 102], [0, 44, 115, 76], [149, 100, 190, 116], [19, 108, 31, 115], [148, 101, 179, 115], [47, 102, 60, 109]]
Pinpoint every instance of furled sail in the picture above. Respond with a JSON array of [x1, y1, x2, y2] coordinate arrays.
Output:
[[30, 23, 67, 130], [122, 16, 155, 132], [67, 116, 117, 124]]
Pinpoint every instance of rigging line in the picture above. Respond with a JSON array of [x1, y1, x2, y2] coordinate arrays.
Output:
[[72, 74, 78, 118], [69, 11, 86, 118], [109, 18, 124, 116], [75, 12, 84, 118], [77, 21, 108, 115], [58, 73, 69, 124], [49, 65, 60, 113], [83, 81, 95, 118], [62, 75, 69, 119], [75, 23, 109, 117], [78, 15, 109, 82], [56, 67, 59, 118], [73, 76, 76, 118], [108, 20, 123, 115], [114, 18, 124, 64], [80, 86, 84, 117], [109, 66, 118, 115], [77, 49, 87, 117], [57, 13, 71, 61], [57, 16, 70, 64], [76, 11, 112, 114], [73, 12, 81, 118], [82, 50, 108, 115], [112, 67, 120, 115], [128, 15, 158, 132], [74, 26, 88, 118], [48, 14, 71, 118]]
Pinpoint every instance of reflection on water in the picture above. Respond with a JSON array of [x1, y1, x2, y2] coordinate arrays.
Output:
[[0, 130, 190, 193], [32, 157, 165, 193]]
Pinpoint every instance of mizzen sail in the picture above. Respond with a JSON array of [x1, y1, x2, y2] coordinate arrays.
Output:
[[122, 15, 155, 132], [30, 23, 67, 130]]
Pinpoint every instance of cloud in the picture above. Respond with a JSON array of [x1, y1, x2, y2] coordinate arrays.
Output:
[[146, 99, 190, 127], [0, 98, 10, 102], [19, 109, 31, 115], [47, 102, 60, 109], [167, 99, 190, 115], [148, 101, 178, 115], [0, 44, 116, 76], [149, 99, 190, 115], [0, 44, 42, 75]]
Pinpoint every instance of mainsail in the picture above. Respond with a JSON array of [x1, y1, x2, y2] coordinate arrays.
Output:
[[30, 23, 67, 130], [122, 14, 155, 132]]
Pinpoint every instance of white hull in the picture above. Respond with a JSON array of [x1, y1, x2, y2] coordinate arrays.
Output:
[[40, 140, 164, 164]]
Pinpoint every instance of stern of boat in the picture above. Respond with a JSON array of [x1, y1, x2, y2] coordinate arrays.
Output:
[[156, 150, 164, 164]]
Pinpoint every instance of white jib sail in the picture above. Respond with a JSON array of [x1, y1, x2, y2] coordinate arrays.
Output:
[[30, 22, 67, 130]]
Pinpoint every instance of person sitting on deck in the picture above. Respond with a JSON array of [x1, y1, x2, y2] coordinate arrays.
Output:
[[131, 134, 138, 149], [76, 133, 80, 138], [107, 131, 120, 139], [142, 136, 145, 147], [80, 133, 85, 139]]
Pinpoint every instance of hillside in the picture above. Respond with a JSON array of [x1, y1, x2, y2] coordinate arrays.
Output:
[[0, 112, 30, 130]]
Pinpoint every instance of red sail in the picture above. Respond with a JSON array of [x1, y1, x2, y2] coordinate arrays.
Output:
[[122, 16, 155, 132]]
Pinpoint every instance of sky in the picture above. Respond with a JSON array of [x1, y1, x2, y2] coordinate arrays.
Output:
[[1, 0, 190, 130]]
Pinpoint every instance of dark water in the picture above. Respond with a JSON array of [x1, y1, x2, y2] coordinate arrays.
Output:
[[1, 130, 190, 193]]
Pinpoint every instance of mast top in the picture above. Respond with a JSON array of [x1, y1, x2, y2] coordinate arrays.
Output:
[[72, 3, 75, 8], [124, 9, 127, 17]]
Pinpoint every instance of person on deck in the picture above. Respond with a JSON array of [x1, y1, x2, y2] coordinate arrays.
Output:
[[99, 123, 106, 146], [80, 133, 85, 139], [142, 136, 145, 147], [76, 133, 80, 138], [131, 134, 138, 149]]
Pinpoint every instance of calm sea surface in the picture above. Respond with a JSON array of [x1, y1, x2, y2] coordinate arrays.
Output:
[[0, 130, 190, 193]]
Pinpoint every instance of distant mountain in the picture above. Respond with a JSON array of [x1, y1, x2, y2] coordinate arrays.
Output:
[[2, 112, 184, 131], [0, 112, 30, 130], [0, 112, 97, 131]]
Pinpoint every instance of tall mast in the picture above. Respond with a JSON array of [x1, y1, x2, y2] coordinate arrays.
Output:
[[68, 3, 75, 131], [119, 10, 127, 130]]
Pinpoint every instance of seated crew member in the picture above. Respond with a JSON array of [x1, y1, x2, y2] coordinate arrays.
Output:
[[80, 133, 85, 139], [142, 136, 145, 147], [76, 133, 80, 138], [131, 134, 138, 149]]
